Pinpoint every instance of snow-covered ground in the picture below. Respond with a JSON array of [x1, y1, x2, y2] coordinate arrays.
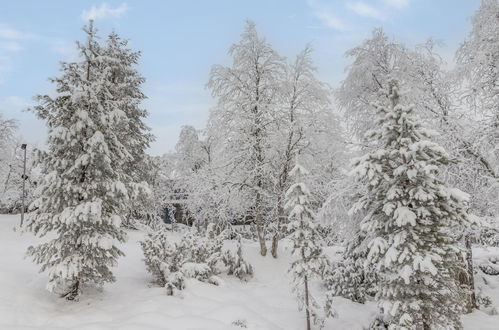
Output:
[[0, 214, 498, 330]]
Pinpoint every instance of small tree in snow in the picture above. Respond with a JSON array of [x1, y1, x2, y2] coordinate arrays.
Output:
[[351, 80, 471, 329], [326, 231, 378, 304], [223, 235, 254, 281], [286, 163, 333, 330]]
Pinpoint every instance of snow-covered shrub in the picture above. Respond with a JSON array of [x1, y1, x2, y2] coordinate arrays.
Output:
[[231, 319, 248, 328], [326, 232, 378, 304], [140, 228, 177, 287], [366, 315, 389, 330], [181, 262, 220, 285], [474, 223, 499, 247], [315, 224, 341, 246], [141, 224, 253, 295], [479, 258, 499, 276], [223, 235, 253, 281], [141, 228, 220, 294]]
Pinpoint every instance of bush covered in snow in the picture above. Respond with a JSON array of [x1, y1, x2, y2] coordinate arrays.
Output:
[[222, 235, 254, 281], [140, 224, 253, 295]]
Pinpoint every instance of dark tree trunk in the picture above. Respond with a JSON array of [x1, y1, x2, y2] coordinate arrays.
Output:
[[465, 234, 477, 312], [304, 274, 311, 330], [64, 280, 80, 301], [271, 200, 284, 258]]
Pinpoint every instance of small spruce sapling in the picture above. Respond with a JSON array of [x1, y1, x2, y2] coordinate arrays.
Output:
[[286, 163, 334, 330], [223, 235, 254, 281]]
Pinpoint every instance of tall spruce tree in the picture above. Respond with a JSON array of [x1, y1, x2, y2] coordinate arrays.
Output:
[[286, 163, 333, 330], [351, 80, 470, 329], [102, 31, 154, 227], [25, 22, 146, 300]]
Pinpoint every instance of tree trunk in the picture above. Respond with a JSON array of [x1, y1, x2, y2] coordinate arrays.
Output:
[[255, 191, 267, 256], [465, 234, 477, 312], [304, 274, 311, 330], [64, 280, 80, 301], [271, 200, 284, 258], [271, 234, 278, 258]]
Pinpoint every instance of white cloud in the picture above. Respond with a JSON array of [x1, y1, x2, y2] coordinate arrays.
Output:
[[313, 11, 347, 30], [0, 25, 33, 40], [0, 41, 22, 52], [347, 2, 386, 20], [0, 24, 33, 84], [81, 3, 129, 21], [307, 0, 347, 31], [383, 0, 410, 9]]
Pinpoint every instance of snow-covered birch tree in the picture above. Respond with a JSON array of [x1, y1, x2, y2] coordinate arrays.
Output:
[[269, 46, 332, 258], [207, 20, 285, 256]]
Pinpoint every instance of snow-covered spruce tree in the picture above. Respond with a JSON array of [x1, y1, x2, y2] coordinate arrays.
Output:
[[223, 235, 254, 281], [25, 22, 144, 300], [286, 163, 333, 330], [352, 80, 471, 329], [102, 31, 154, 228], [326, 230, 378, 304]]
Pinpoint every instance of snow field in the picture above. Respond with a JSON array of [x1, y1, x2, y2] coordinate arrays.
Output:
[[0, 214, 498, 329]]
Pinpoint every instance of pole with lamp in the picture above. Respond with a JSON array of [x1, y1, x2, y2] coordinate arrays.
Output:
[[20, 143, 27, 227]]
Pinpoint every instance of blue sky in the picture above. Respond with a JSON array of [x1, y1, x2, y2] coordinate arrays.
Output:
[[0, 0, 481, 155]]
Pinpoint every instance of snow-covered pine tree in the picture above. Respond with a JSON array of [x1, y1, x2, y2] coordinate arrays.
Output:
[[102, 31, 154, 228], [25, 22, 142, 300], [351, 80, 470, 329], [286, 163, 333, 330]]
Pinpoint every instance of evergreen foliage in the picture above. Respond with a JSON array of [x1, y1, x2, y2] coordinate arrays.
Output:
[[351, 80, 471, 329], [286, 163, 333, 329], [24, 22, 149, 300]]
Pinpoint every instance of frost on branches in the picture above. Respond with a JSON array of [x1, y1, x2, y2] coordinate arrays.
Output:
[[140, 224, 253, 296], [351, 80, 472, 329], [286, 163, 333, 330], [24, 22, 148, 300]]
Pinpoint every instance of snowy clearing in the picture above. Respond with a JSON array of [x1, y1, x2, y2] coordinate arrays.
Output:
[[0, 214, 497, 329]]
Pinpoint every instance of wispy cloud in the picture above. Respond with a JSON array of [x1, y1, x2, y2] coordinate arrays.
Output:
[[307, 0, 347, 31], [314, 11, 347, 30], [347, 1, 386, 20], [382, 0, 410, 9], [0, 41, 23, 52], [0, 24, 33, 84], [81, 3, 129, 21], [0, 25, 33, 40]]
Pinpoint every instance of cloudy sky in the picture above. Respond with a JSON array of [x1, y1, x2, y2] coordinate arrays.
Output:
[[0, 0, 481, 155]]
